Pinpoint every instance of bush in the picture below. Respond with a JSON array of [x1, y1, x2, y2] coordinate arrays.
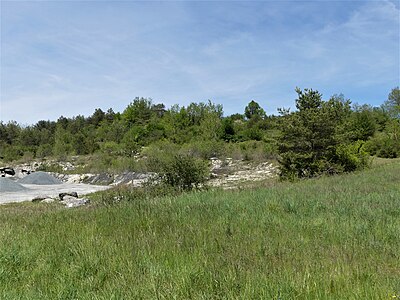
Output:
[[364, 132, 400, 158], [36, 143, 53, 158], [147, 153, 209, 191], [0, 144, 24, 162], [335, 140, 370, 172], [181, 140, 226, 159], [239, 140, 272, 162]]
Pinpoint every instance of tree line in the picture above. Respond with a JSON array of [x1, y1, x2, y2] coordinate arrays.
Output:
[[0, 87, 399, 180]]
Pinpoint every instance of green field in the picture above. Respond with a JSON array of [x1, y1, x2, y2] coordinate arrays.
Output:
[[1, 160, 399, 299]]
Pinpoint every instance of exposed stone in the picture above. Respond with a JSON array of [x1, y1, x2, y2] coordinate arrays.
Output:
[[112, 172, 152, 187], [60, 195, 79, 202], [59, 192, 78, 200], [209, 160, 278, 189], [0, 167, 15, 176], [32, 195, 50, 202], [210, 173, 219, 179], [41, 198, 55, 203], [61, 197, 90, 208]]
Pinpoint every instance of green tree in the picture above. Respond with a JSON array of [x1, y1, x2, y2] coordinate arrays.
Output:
[[88, 108, 106, 127], [347, 106, 377, 141], [278, 88, 367, 180], [382, 87, 400, 119], [221, 117, 236, 141], [0, 121, 21, 145], [244, 100, 266, 120], [53, 126, 74, 158], [122, 97, 153, 126], [121, 127, 142, 157]]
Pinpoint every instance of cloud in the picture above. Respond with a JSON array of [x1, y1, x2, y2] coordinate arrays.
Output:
[[1, 1, 398, 123]]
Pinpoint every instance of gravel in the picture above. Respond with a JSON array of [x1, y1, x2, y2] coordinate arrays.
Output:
[[0, 177, 28, 192], [18, 171, 62, 185]]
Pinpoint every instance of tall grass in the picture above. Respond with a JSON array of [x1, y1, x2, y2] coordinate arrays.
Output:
[[1, 161, 399, 299]]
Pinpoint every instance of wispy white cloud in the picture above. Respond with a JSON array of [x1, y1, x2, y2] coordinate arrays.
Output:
[[1, 1, 398, 123]]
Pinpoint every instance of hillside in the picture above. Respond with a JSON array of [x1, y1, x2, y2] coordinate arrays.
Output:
[[0, 160, 399, 299]]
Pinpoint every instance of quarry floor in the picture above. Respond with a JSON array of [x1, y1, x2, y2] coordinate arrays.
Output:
[[0, 183, 110, 204]]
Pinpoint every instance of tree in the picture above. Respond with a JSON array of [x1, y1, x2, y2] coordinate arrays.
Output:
[[88, 108, 106, 127], [53, 126, 74, 158], [387, 87, 400, 106], [0, 121, 21, 145], [105, 108, 116, 123], [244, 100, 266, 120], [122, 97, 153, 126], [348, 109, 376, 141], [278, 88, 367, 180], [382, 87, 400, 119], [198, 113, 223, 141], [221, 117, 236, 141]]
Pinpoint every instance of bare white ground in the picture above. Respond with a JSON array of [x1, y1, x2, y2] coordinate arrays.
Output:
[[0, 183, 110, 204]]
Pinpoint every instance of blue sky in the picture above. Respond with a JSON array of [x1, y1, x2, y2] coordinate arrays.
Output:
[[1, 0, 399, 125]]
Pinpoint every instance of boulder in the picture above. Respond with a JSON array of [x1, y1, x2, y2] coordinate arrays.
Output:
[[0, 167, 15, 176], [31, 195, 51, 202], [61, 197, 90, 208], [42, 198, 55, 203], [59, 192, 78, 200]]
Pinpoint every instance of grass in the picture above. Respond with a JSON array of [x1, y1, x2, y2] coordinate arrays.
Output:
[[0, 160, 399, 299]]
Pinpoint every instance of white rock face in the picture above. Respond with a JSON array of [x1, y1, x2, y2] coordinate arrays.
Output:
[[61, 197, 90, 208], [42, 198, 55, 203], [209, 160, 278, 189]]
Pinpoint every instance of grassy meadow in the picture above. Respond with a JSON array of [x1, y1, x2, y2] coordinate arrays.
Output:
[[0, 160, 399, 299]]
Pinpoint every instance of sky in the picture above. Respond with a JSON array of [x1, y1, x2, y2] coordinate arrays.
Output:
[[1, 0, 399, 125]]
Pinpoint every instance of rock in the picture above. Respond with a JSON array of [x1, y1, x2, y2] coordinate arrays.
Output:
[[0, 167, 15, 176], [60, 195, 79, 202], [113, 172, 152, 186], [61, 162, 75, 171], [208, 160, 278, 189], [89, 173, 114, 185], [42, 198, 55, 203], [59, 192, 78, 200], [21, 169, 33, 175], [61, 197, 90, 208], [32, 195, 50, 202]]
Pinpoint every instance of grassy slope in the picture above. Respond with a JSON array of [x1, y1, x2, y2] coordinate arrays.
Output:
[[0, 161, 399, 299]]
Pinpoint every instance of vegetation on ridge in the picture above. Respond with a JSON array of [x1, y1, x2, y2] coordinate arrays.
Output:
[[1, 87, 399, 180]]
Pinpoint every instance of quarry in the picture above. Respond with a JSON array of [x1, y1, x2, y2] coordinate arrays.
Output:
[[0, 158, 278, 205]]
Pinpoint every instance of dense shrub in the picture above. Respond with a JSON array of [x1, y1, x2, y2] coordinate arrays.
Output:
[[36, 143, 53, 158], [181, 140, 226, 160], [335, 140, 370, 172], [364, 132, 400, 158], [147, 153, 209, 191]]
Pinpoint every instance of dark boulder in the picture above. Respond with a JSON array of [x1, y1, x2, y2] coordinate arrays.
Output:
[[59, 192, 79, 201], [0, 167, 15, 176]]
